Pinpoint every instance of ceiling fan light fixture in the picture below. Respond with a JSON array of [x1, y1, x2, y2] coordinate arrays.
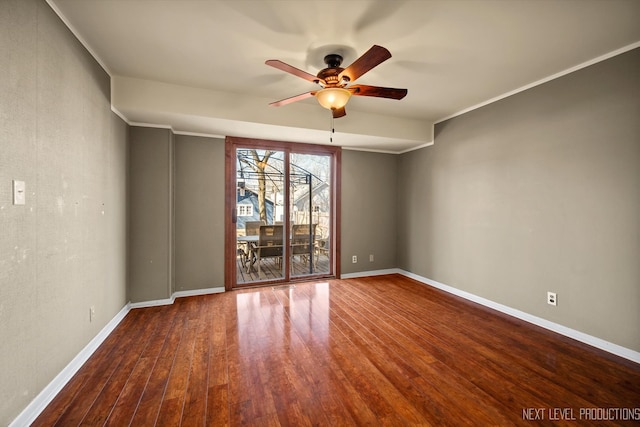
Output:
[[315, 87, 352, 110]]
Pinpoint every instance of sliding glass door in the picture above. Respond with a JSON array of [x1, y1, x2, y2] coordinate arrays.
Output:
[[235, 149, 285, 283], [225, 137, 340, 289], [289, 152, 331, 279]]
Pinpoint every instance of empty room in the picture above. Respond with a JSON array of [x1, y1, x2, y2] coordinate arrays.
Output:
[[1, 0, 639, 425]]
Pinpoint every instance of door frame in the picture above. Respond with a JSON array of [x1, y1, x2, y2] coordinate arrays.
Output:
[[224, 136, 341, 290]]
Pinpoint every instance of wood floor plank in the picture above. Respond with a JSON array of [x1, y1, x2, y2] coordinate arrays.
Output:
[[277, 287, 417, 424], [329, 286, 484, 425], [103, 306, 181, 426], [340, 277, 579, 421], [327, 289, 507, 425], [128, 304, 190, 426], [155, 315, 200, 424], [266, 288, 378, 425], [33, 276, 640, 426], [78, 309, 167, 426], [206, 384, 230, 426], [180, 298, 212, 426]]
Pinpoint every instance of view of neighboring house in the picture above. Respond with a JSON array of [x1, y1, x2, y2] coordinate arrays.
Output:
[[236, 188, 275, 230]]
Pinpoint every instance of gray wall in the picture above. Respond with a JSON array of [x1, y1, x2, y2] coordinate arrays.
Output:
[[128, 131, 226, 300], [398, 48, 640, 352], [129, 135, 397, 288], [341, 150, 398, 274], [174, 134, 225, 291], [128, 127, 174, 302], [0, 0, 129, 424]]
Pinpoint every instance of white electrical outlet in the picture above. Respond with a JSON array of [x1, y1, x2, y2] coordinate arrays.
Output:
[[547, 292, 557, 306], [90, 306, 95, 322], [369, 254, 374, 262], [13, 180, 26, 205], [352, 255, 357, 263]]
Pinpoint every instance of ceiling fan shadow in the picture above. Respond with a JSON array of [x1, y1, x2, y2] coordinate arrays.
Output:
[[391, 44, 469, 75], [352, 0, 433, 45], [248, 74, 287, 87], [222, 1, 305, 36], [393, 60, 436, 74], [353, 0, 409, 33]]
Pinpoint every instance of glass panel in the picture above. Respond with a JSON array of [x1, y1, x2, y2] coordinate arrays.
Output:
[[236, 149, 285, 283], [290, 152, 331, 278]]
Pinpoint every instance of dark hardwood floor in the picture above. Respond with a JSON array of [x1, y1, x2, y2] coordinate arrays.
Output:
[[33, 275, 640, 426]]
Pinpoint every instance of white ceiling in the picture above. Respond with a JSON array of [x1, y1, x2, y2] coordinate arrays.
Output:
[[49, 0, 640, 153]]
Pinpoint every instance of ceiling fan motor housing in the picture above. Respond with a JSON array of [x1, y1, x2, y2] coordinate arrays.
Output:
[[318, 54, 346, 86]]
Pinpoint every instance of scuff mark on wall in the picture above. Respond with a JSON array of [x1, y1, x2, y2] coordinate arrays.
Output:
[[7, 246, 29, 264], [56, 197, 65, 215]]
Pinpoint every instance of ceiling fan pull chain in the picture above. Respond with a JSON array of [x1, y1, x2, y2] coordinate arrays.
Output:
[[330, 113, 335, 143]]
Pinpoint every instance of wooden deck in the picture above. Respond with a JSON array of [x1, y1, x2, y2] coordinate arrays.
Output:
[[33, 274, 640, 426], [236, 254, 330, 283]]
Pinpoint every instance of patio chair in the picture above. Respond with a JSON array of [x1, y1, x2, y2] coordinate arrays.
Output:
[[240, 220, 264, 270], [314, 236, 330, 268], [291, 224, 317, 265], [245, 220, 263, 236], [255, 224, 284, 278]]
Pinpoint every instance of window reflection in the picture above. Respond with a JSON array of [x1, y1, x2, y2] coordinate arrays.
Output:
[[234, 282, 331, 358]]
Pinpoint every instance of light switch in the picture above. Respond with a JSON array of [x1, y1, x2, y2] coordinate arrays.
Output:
[[13, 180, 25, 205]]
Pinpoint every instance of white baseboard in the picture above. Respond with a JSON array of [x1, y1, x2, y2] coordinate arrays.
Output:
[[397, 270, 640, 365], [340, 268, 401, 279], [129, 286, 225, 309], [10, 303, 131, 427], [128, 296, 174, 309], [173, 287, 225, 299]]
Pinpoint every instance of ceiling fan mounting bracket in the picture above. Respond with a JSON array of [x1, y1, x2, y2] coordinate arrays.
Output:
[[323, 54, 343, 68]]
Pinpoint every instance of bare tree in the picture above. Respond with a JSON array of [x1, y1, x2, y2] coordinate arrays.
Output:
[[250, 150, 274, 223]]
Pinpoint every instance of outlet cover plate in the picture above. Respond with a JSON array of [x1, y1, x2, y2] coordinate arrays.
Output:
[[13, 180, 25, 205]]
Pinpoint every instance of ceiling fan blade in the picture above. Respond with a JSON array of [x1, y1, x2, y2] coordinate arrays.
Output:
[[269, 91, 315, 107], [265, 59, 324, 84], [339, 45, 392, 82], [348, 84, 407, 100], [332, 107, 346, 118]]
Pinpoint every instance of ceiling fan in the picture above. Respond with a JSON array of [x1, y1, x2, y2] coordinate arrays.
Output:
[[265, 45, 407, 118]]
